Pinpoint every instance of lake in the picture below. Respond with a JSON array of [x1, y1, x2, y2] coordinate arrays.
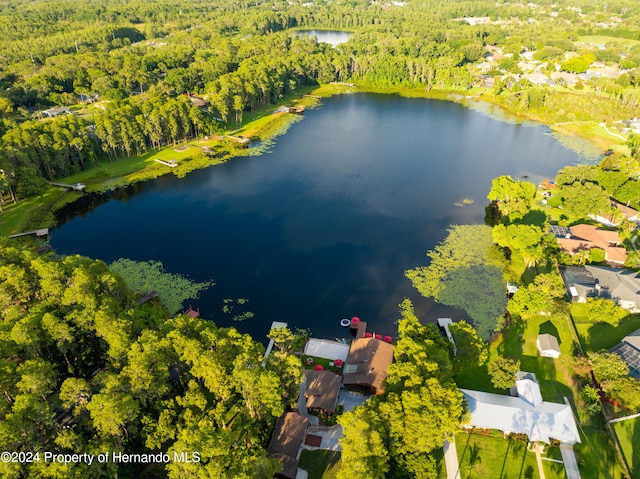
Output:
[[296, 29, 353, 46], [50, 94, 597, 342]]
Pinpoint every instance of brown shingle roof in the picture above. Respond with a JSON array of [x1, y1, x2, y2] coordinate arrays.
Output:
[[267, 412, 309, 479], [342, 338, 394, 393], [304, 370, 342, 412]]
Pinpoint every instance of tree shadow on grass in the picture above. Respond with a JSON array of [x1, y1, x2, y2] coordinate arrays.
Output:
[[520, 209, 547, 227], [538, 320, 560, 344], [519, 354, 572, 401], [497, 319, 526, 359], [498, 439, 511, 479]]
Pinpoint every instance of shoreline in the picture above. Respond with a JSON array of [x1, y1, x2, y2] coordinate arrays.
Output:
[[0, 83, 623, 239]]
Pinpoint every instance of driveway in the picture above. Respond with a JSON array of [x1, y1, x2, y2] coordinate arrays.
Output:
[[336, 389, 368, 412], [303, 425, 343, 451]]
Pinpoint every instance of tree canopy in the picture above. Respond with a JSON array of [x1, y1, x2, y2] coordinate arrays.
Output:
[[337, 300, 464, 478], [487, 176, 536, 222], [0, 241, 297, 478]]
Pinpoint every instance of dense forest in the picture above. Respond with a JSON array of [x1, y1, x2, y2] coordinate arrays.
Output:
[[0, 240, 303, 478], [3, 0, 640, 477], [2, 0, 640, 204]]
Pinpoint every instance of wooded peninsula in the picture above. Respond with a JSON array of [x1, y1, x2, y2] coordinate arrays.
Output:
[[2, 0, 640, 478]]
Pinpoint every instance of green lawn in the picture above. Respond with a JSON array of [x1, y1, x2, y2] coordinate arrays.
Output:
[[457, 313, 581, 402], [579, 35, 640, 47], [456, 431, 561, 479], [576, 425, 627, 479], [613, 417, 640, 478], [573, 308, 640, 352], [301, 355, 344, 374], [298, 450, 341, 479]]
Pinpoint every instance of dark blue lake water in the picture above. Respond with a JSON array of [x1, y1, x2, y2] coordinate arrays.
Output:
[[51, 94, 595, 341]]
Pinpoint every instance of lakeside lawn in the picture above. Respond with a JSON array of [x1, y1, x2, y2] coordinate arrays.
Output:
[[457, 313, 579, 403], [299, 450, 341, 479], [0, 90, 320, 238], [613, 417, 640, 479]]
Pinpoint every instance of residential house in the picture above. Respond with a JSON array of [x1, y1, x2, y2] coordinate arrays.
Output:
[[342, 337, 394, 395], [461, 372, 580, 444], [610, 328, 640, 380], [591, 200, 640, 227], [40, 106, 72, 118], [303, 370, 342, 414], [267, 412, 309, 479], [188, 95, 209, 109], [560, 265, 640, 313], [537, 334, 561, 359], [556, 224, 627, 265]]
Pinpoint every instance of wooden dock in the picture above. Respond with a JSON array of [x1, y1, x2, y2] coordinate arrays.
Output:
[[226, 136, 250, 147], [50, 182, 85, 191], [8, 228, 49, 239], [154, 159, 178, 168], [137, 290, 159, 305], [261, 321, 288, 367], [437, 318, 457, 356]]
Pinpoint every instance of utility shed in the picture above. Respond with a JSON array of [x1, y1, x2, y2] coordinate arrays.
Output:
[[537, 334, 561, 359]]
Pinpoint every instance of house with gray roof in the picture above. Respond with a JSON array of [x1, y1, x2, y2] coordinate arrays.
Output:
[[461, 372, 580, 444], [560, 265, 640, 313]]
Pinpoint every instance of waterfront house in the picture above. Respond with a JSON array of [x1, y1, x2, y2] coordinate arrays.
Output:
[[556, 224, 627, 265], [342, 337, 394, 395], [303, 369, 342, 414], [461, 372, 580, 444]]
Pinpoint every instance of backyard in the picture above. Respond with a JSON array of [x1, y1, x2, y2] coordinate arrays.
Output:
[[455, 431, 560, 479], [454, 308, 627, 478], [299, 450, 342, 479], [612, 416, 640, 479]]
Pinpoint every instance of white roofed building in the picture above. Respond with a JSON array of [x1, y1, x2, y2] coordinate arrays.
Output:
[[303, 338, 350, 363], [461, 372, 580, 445]]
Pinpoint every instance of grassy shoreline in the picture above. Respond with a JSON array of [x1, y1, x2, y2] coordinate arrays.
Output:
[[0, 83, 623, 238]]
